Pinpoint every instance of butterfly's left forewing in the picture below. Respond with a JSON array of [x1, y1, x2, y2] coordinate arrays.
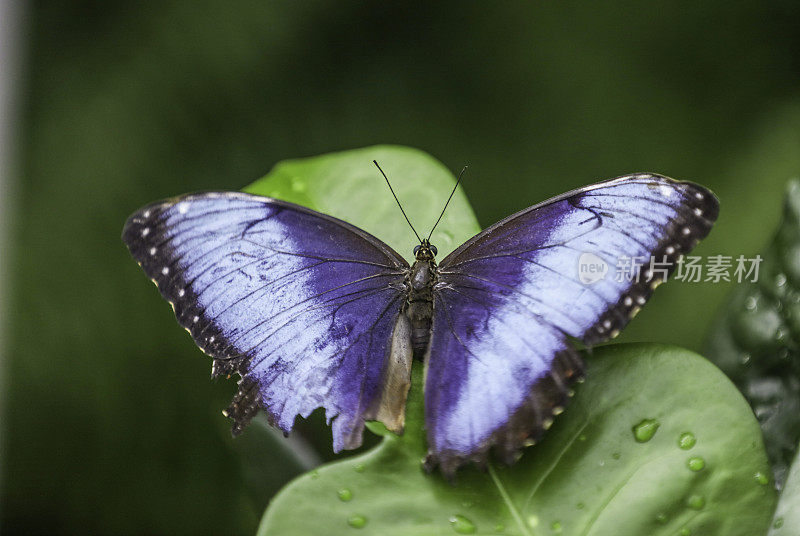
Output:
[[426, 174, 719, 475], [123, 192, 411, 452]]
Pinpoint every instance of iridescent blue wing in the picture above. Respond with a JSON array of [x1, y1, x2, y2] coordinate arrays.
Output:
[[122, 192, 412, 452], [426, 173, 719, 475]]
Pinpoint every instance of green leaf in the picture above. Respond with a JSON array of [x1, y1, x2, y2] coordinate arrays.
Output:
[[706, 179, 800, 486], [769, 443, 800, 535], [259, 344, 775, 536], [244, 145, 481, 259]]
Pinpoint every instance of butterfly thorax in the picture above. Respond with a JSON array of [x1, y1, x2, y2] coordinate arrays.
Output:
[[405, 241, 438, 359]]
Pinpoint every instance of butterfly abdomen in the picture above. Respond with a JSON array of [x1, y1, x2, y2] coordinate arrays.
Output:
[[406, 259, 437, 359]]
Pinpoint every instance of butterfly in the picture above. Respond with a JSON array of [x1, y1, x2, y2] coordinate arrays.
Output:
[[122, 166, 718, 477]]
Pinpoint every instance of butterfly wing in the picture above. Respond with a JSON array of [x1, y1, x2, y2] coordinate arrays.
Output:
[[122, 192, 412, 452], [425, 173, 719, 474]]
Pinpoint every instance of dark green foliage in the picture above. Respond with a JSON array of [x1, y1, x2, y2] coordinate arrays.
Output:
[[706, 181, 800, 488]]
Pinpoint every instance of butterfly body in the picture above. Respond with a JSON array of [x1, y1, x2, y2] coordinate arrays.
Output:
[[405, 240, 439, 359], [123, 173, 719, 477]]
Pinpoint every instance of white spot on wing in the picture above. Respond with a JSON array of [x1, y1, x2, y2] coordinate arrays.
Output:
[[178, 202, 189, 214], [142, 228, 150, 237]]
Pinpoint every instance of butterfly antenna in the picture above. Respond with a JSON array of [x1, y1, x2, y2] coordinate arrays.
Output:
[[373, 160, 423, 244], [427, 165, 467, 241]]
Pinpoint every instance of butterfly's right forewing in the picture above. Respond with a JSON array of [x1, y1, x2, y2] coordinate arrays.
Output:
[[123, 192, 411, 452], [425, 174, 719, 476]]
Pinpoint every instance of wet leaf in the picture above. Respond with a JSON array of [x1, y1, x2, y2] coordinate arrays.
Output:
[[259, 344, 775, 536]]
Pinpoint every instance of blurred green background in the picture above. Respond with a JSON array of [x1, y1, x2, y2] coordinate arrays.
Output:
[[2, 1, 799, 534]]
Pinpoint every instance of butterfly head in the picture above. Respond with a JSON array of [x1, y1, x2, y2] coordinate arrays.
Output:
[[413, 239, 438, 261]]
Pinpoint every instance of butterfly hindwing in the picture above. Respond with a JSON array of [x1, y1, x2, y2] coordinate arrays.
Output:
[[425, 173, 719, 474], [122, 192, 412, 451]]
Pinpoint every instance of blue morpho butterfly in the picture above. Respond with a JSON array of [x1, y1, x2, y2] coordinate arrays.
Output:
[[122, 162, 718, 477]]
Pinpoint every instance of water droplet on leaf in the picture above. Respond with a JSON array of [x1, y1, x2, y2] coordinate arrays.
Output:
[[678, 432, 696, 450], [338, 488, 353, 502], [551, 520, 562, 533], [632, 418, 660, 442], [612, 452, 621, 460], [354, 463, 365, 473], [449, 514, 476, 534], [656, 513, 668, 524], [774, 517, 784, 529], [687, 457, 705, 471], [754, 471, 769, 485], [686, 494, 705, 510], [347, 515, 367, 529]]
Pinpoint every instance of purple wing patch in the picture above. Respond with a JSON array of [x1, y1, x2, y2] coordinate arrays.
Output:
[[425, 173, 719, 474], [123, 192, 411, 452]]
